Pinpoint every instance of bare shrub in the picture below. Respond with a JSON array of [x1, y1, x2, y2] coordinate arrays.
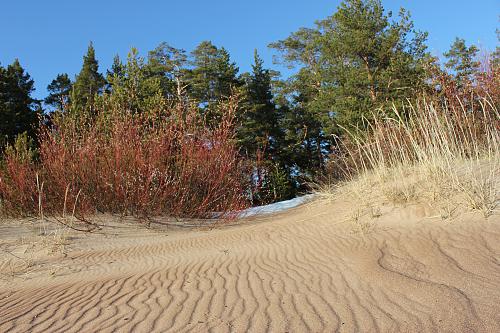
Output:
[[0, 97, 249, 219]]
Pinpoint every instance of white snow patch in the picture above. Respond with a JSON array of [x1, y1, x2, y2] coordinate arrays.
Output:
[[235, 194, 316, 218]]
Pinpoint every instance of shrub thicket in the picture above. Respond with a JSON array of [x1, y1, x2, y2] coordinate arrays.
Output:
[[0, 96, 248, 219]]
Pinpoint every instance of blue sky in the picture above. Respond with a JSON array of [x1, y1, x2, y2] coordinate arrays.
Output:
[[1, 0, 498, 100]]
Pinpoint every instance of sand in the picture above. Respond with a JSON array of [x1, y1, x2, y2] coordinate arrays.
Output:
[[0, 198, 499, 333]]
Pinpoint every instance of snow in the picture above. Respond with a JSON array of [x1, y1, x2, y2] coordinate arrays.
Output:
[[235, 194, 316, 218]]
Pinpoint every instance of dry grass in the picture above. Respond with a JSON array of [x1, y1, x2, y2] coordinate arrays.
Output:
[[0, 220, 70, 280], [321, 96, 499, 222]]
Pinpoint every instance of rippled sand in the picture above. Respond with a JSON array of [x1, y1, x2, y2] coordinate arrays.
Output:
[[1, 199, 499, 332]]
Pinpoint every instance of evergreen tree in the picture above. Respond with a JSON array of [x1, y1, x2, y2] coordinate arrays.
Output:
[[275, 81, 327, 182], [269, 28, 330, 178], [239, 50, 281, 157], [186, 41, 241, 116], [45, 73, 72, 110], [71, 42, 106, 114], [107, 48, 164, 114], [214, 47, 240, 100], [270, 0, 429, 134], [0, 60, 40, 147], [444, 37, 480, 88], [106, 55, 126, 92], [239, 51, 294, 203], [147, 42, 188, 102]]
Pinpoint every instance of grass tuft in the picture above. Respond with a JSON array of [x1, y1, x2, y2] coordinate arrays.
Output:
[[322, 96, 499, 220]]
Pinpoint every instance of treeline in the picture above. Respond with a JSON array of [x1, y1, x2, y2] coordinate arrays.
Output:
[[1, 0, 499, 207]]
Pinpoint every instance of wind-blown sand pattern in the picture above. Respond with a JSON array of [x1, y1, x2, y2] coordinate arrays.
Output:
[[1, 199, 499, 332]]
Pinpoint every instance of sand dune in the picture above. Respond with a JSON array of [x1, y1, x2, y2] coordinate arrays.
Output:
[[1, 199, 499, 332]]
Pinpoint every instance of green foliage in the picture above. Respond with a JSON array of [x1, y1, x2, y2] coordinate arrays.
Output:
[[70, 42, 106, 115], [45, 73, 72, 110], [266, 0, 432, 190], [17, 3, 495, 208], [278, 97, 327, 179], [4, 132, 37, 164], [266, 163, 295, 202], [239, 50, 282, 157], [0, 59, 40, 148], [267, 28, 327, 182], [271, 0, 429, 133], [147, 42, 188, 102], [106, 55, 126, 89], [238, 51, 296, 203], [444, 37, 480, 88], [186, 41, 242, 121], [251, 162, 295, 205], [106, 48, 165, 114]]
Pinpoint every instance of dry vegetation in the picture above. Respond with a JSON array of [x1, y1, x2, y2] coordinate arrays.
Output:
[[0, 97, 248, 220], [321, 95, 499, 224]]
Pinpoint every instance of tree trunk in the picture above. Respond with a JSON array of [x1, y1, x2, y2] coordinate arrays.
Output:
[[362, 56, 377, 102]]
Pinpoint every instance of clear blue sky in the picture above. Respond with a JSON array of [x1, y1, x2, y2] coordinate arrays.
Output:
[[1, 0, 498, 100]]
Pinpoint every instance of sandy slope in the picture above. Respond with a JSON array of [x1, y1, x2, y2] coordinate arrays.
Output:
[[0, 199, 499, 333]]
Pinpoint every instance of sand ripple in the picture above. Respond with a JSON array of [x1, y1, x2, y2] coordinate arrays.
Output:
[[1, 200, 499, 332]]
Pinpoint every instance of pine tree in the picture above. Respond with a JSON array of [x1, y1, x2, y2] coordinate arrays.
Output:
[[270, 0, 429, 134], [106, 55, 126, 92], [269, 28, 329, 179], [444, 37, 480, 88], [214, 47, 240, 100], [239, 51, 294, 204], [106, 48, 164, 114], [0, 60, 40, 147], [239, 50, 280, 157], [186, 41, 241, 117], [147, 42, 188, 102], [276, 83, 327, 182], [71, 42, 105, 115], [45, 73, 72, 110]]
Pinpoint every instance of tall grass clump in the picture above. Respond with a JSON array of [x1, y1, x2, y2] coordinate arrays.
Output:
[[0, 97, 249, 219], [327, 95, 499, 218], [321, 48, 500, 219]]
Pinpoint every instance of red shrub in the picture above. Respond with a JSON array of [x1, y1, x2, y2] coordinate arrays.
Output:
[[0, 98, 249, 219]]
